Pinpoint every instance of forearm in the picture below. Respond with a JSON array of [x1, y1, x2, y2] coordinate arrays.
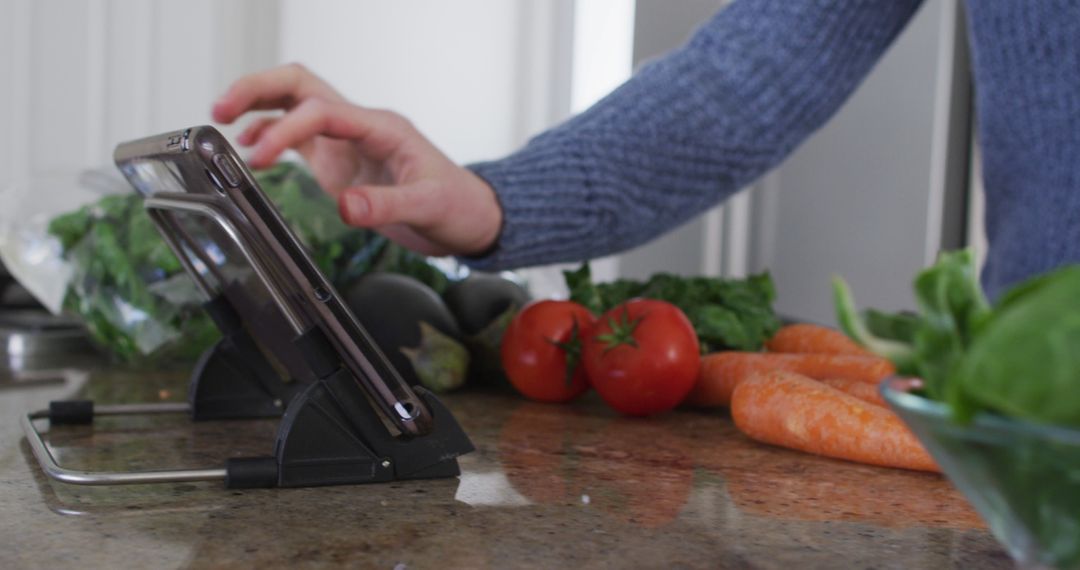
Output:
[[465, 0, 924, 270]]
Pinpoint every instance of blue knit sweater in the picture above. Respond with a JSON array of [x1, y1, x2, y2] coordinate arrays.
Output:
[[466, 0, 1080, 300]]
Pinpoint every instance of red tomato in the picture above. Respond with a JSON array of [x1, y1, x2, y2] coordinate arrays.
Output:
[[583, 299, 700, 416], [501, 300, 597, 403]]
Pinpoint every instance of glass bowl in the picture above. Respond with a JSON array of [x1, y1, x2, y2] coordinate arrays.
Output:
[[882, 377, 1080, 570]]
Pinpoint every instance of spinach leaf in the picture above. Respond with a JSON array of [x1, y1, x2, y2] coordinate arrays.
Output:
[[832, 276, 916, 372], [956, 265, 1080, 426], [862, 308, 919, 344], [563, 263, 605, 315], [47, 206, 93, 251], [834, 247, 1080, 427], [564, 263, 780, 353]]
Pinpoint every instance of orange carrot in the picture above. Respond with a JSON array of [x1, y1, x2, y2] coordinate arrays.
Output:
[[819, 377, 887, 407], [685, 352, 895, 407], [730, 370, 938, 472], [765, 323, 872, 356]]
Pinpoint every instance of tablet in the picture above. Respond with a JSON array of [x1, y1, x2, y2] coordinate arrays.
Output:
[[114, 126, 433, 437]]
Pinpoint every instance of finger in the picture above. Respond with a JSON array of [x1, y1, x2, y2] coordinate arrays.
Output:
[[249, 98, 410, 168], [377, 224, 453, 258], [236, 116, 279, 146], [338, 182, 442, 230], [212, 63, 341, 124]]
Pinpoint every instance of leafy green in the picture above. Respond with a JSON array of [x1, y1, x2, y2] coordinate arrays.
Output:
[[956, 266, 1080, 426], [862, 308, 919, 344], [836, 249, 1080, 568], [563, 263, 781, 353], [833, 248, 1080, 427], [49, 162, 455, 365], [832, 277, 916, 369], [838, 251, 1080, 565]]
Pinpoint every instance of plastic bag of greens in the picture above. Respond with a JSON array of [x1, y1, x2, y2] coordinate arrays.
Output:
[[4, 161, 459, 366]]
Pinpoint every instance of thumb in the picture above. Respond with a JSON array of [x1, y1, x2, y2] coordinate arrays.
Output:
[[338, 182, 438, 229]]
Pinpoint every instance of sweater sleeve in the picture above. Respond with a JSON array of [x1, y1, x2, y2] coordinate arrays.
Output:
[[463, 0, 925, 270]]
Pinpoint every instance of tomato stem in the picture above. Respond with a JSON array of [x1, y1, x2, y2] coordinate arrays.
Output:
[[597, 308, 642, 354], [549, 318, 585, 388]]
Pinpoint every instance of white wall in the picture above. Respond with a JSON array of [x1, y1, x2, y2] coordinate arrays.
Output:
[[278, 0, 537, 165], [0, 0, 279, 207], [570, 0, 636, 115]]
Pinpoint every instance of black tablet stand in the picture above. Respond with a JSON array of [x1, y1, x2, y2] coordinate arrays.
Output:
[[23, 292, 475, 489]]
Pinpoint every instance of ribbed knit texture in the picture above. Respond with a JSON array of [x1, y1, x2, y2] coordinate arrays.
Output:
[[465, 0, 1079, 299], [965, 0, 1080, 298]]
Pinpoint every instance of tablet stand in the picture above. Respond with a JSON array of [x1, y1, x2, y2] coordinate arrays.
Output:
[[188, 294, 299, 420], [21, 194, 474, 489], [22, 293, 474, 488]]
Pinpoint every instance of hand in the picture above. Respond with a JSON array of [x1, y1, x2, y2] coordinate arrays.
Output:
[[211, 63, 502, 257]]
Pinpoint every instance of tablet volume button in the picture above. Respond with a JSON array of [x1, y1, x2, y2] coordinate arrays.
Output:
[[213, 154, 243, 187]]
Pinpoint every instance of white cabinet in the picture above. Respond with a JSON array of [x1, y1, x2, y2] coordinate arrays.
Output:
[[751, 0, 971, 323]]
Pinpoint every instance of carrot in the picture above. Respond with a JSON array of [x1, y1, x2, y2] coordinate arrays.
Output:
[[765, 323, 872, 356], [685, 351, 895, 407], [819, 377, 887, 407], [731, 370, 938, 472]]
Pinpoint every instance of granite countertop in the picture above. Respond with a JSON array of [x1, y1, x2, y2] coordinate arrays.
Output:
[[0, 363, 1011, 569]]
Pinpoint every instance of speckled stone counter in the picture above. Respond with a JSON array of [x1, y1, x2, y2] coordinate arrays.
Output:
[[0, 365, 1010, 569]]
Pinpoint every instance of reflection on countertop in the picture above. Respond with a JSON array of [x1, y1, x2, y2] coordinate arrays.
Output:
[[0, 366, 1011, 569]]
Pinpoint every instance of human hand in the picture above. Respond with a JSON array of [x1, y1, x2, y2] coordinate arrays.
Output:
[[211, 63, 502, 257]]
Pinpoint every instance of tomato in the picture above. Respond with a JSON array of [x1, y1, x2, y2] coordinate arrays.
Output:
[[501, 300, 597, 403], [583, 299, 700, 416]]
